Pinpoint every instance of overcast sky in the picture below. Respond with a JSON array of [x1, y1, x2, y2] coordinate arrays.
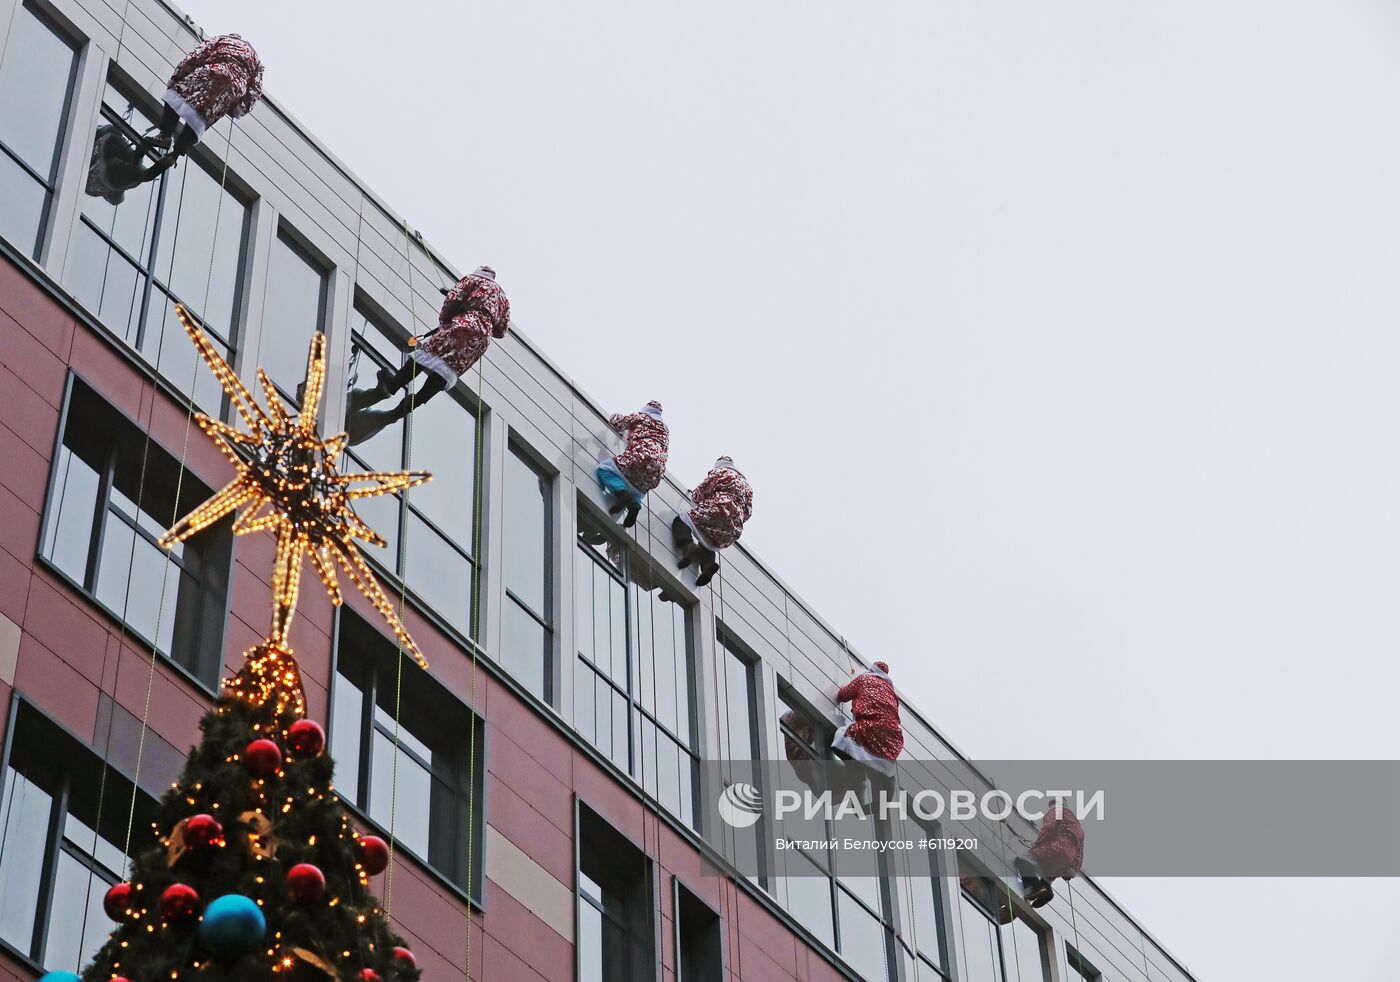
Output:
[[174, 1, 1400, 977]]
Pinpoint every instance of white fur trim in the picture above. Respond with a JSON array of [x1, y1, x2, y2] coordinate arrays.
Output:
[[163, 88, 208, 137], [412, 349, 458, 386], [832, 724, 897, 776]]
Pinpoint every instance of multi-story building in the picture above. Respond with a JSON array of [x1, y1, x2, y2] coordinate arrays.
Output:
[[0, 1, 1198, 979]]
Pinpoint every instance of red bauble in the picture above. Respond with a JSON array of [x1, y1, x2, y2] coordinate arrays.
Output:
[[110, 978, 133, 982], [243, 738, 283, 776], [356, 835, 390, 875], [160, 882, 201, 922], [391, 947, 416, 969], [286, 862, 326, 903], [287, 719, 326, 756], [103, 881, 133, 921], [358, 971, 381, 982], [184, 813, 224, 849]]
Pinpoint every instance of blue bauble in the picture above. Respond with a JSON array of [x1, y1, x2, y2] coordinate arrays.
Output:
[[198, 894, 266, 959], [37, 974, 82, 982]]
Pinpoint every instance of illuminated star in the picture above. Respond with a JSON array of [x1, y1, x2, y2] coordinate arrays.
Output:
[[159, 304, 431, 669]]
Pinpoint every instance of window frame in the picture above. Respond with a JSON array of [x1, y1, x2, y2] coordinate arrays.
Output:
[[328, 607, 487, 905], [0, 1, 80, 258], [574, 506, 701, 827], [574, 800, 656, 982], [502, 437, 555, 702], [957, 853, 1053, 982], [37, 373, 232, 690], [261, 224, 330, 405], [0, 696, 158, 974], [343, 299, 484, 642], [68, 77, 251, 375], [1067, 945, 1103, 982], [672, 875, 725, 982]]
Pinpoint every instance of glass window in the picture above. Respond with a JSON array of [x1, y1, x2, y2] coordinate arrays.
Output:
[[577, 805, 653, 982], [66, 84, 249, 412], [574, 511, 699, 827], [39, 380, 232, 686], [959, 890, 1005, 982], [674, 880, 722, 982], [502, 445, 552, 700], [718, 636, 758, 762], [0, 4, 77, 258], [1067, 947, 1102, 981], [900, 859, 950, 976], [341, 306, 482, 639], [331, 610, 483, 899], [957, 863, 1050, 982], [0, 703, 156, 972], [261, 230, 327, 397], [837, 886, 889, 981]]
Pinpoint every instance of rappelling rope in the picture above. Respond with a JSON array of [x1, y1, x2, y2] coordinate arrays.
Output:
[[382, 219, 423, 919], [76, 114, 236, 970], [462, 303, 486, 982], [712, 563, 746, 982]]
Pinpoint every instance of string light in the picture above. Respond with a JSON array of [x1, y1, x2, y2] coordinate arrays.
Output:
[[159, 305, 432, 694]]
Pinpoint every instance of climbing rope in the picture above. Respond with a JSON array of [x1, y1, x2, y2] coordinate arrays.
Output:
[[462, 313, 486, 981], [77, 114, 237, 970], [382, 219, 423, 918]]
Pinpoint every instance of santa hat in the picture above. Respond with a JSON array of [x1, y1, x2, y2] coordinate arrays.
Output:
[[873, 661, 890, 674], [646, 399, 663, 413], [474, 265, 497, 280]]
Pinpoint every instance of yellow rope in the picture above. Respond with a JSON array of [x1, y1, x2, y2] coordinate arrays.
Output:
[[463, 311, 486, 980]]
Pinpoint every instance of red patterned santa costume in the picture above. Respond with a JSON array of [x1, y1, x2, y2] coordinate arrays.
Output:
[[418, 268, 511, 385], [607, 401, 669, 493], [163, 34, 263, 138], [683, 457, 753, 551], [832, 663, 904, 776], [1027, 804, 1085, 880]]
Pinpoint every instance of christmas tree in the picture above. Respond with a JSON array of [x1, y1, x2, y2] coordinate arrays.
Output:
[[61, 307, 433, 982]]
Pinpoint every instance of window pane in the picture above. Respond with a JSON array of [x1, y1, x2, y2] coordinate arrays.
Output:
[[369, 729, 431, 858], [0, 766, 53, 953], [405, 391, 476, 545], [783, 855, 834, 948], [350, 485, 400, 574], [1005, 917, 1047, 982], [578, 898, 604, 982], [405, 510, 472, 634], [720, 646, 756, 761], [837, 888, 888, 982], [67, 221, 147, 346], [0, 5, 76, 179], [0, 149, 47, 257], [503, 449, 548, 617], [261, 233, 326, 394], [94, 515, 180, 656], [903, 875, 946, 970], [41, 444, 100, 583], [330, 670, 364, 803], [574, 659, 596, 741], [960, 893, 1005, 982], [150, 157, 247, 336], [143, 292, 230, 413], [43, 849, 112, 972], [502, 598, 547, 700], [78, 102, 160, 266]]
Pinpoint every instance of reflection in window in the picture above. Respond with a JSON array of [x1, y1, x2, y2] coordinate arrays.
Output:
[[0, 702, 156, 973], [574, 512, 699, 827], [261, 230, 327, 396], [39, 379, 231, 686], [776, 685, 892, 978], [898, 838, 951, 979], [65, 84, 249, 412], [342, 306, 480, 638], [503, 445, 552, 700], [577, 805, 653, 982], [330, 610, 483, 898], [0, 4, 77, 258], [957, 867, 1051, 982]]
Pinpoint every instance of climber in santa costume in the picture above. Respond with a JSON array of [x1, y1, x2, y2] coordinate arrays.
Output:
[[1014, 803, 1085, 908], [348, 266, 510, 444], [672, 456, 753, 586], [831, 662, 904, 778], [598, 400, 669, 528], [87, 34, 264, 200]]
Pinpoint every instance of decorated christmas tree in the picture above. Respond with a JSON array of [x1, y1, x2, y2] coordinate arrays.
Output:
[[56, 308, 433, 982]]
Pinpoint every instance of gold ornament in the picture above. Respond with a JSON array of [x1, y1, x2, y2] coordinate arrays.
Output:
[[159, 306, 431, 691]]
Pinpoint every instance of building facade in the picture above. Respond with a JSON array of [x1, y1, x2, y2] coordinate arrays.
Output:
[[0, 1, 1197, 980]]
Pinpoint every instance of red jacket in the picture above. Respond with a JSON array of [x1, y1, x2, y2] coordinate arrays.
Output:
[[168, 34, 263, 127], [420, 272, 510, 378], [1028, 805, 1084, 880], [608, 405, 668, 492], [688, 461, 753, 549], [835, 671, 904, 761]]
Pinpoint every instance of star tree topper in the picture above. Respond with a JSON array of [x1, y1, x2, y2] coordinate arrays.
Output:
[[159, 305, 430, 715]]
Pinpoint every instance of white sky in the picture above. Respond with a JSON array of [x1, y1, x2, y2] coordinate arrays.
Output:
[[175, 1, 1400, 977]]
